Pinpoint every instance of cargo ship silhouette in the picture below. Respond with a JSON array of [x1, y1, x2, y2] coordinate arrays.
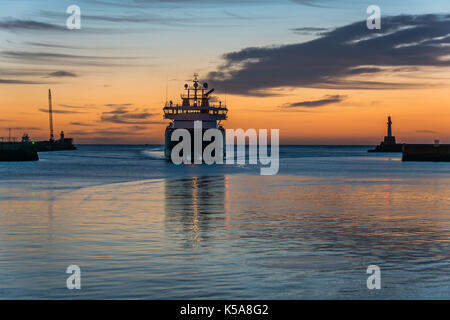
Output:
[[163, 74, 228, 160]]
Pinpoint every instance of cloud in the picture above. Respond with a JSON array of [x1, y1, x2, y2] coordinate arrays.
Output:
[[87, 0, 276, 8], [207, 14, 450, 96], [1, 69, 47, 77], [0, 126, 41, 131], [80, 13, 195, 26], [1, 51, 116, 60], [0, 78, 44, 84], [39, 8, 232, 29], [39, 108, 84, 114], [100, 106, 160, 124], [0, 19, 65, 32], [1, 15, 127, 34], [345, 67, 383, 75], [104, 103, 134, 108], [70, 122, 96, 126], [223, 10, 258, 20], [25, 42, 80, 49], [1, 51, 142, 67], [48, 71, 77, 78], [289, 0, 335, 7], [416, 130, 439, 134], [291, 27, 328, 34], [283, 94, 347, 108], [60, 104, 89, 109]]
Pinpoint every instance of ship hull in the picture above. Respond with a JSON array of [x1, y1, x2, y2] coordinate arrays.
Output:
[[164, 126, 225, 162]]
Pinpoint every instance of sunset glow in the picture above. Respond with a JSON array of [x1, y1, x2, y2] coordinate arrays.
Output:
[[1, 0, 449, 144]]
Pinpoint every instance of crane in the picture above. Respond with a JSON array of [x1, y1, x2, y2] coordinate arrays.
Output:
[[48, 89, 54, 141]]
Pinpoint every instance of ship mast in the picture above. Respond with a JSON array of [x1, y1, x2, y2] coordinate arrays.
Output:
[[193, 73, 199, 106], [48, 89, 54, 141]]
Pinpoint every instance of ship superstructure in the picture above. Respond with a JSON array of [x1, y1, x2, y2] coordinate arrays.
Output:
[[163, 74, 228, 160]]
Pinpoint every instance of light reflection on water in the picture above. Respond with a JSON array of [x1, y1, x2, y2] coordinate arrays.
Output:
[[0, 173, 449, 299]]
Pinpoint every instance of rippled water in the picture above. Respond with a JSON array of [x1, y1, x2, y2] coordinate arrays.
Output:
[[0, 145, 449, 299]]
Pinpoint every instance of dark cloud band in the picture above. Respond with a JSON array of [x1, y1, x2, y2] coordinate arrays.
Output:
[[207, 14, 450, 96], [284, 95, 347, 108]]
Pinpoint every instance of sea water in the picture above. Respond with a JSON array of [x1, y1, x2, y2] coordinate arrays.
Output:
[[0, 145, 449, 299]]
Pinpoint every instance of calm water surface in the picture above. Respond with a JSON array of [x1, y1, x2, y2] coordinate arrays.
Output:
[[0, 145, 449, 299]]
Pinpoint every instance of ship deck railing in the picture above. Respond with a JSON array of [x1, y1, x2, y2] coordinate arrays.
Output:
[[163, 105, 228, 116]]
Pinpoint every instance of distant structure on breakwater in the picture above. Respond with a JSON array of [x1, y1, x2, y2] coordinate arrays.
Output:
[[33, 130, 76, 152], [33, 89, 77, 152], [0, 89, 75, 161], [368, 116, 403, 152]]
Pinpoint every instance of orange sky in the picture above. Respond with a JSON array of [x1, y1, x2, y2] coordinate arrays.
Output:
[[1, 67, 449, 145], [0, 1, 449, 144]]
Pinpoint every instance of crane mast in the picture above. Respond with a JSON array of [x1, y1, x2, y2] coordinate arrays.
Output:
[[48, 89, 54, 141]]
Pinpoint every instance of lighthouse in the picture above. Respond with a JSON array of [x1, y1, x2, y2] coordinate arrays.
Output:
[[387, 116, 392, 138], [384, 116, 396, 145], [368, 116, 402, 152]]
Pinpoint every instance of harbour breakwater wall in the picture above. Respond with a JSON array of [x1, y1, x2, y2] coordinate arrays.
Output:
[[0, 143, 39, 161], [402, 144, 450, 162]]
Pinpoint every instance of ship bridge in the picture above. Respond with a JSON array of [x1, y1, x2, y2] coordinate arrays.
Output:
[[163, 74, 228, 122]]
